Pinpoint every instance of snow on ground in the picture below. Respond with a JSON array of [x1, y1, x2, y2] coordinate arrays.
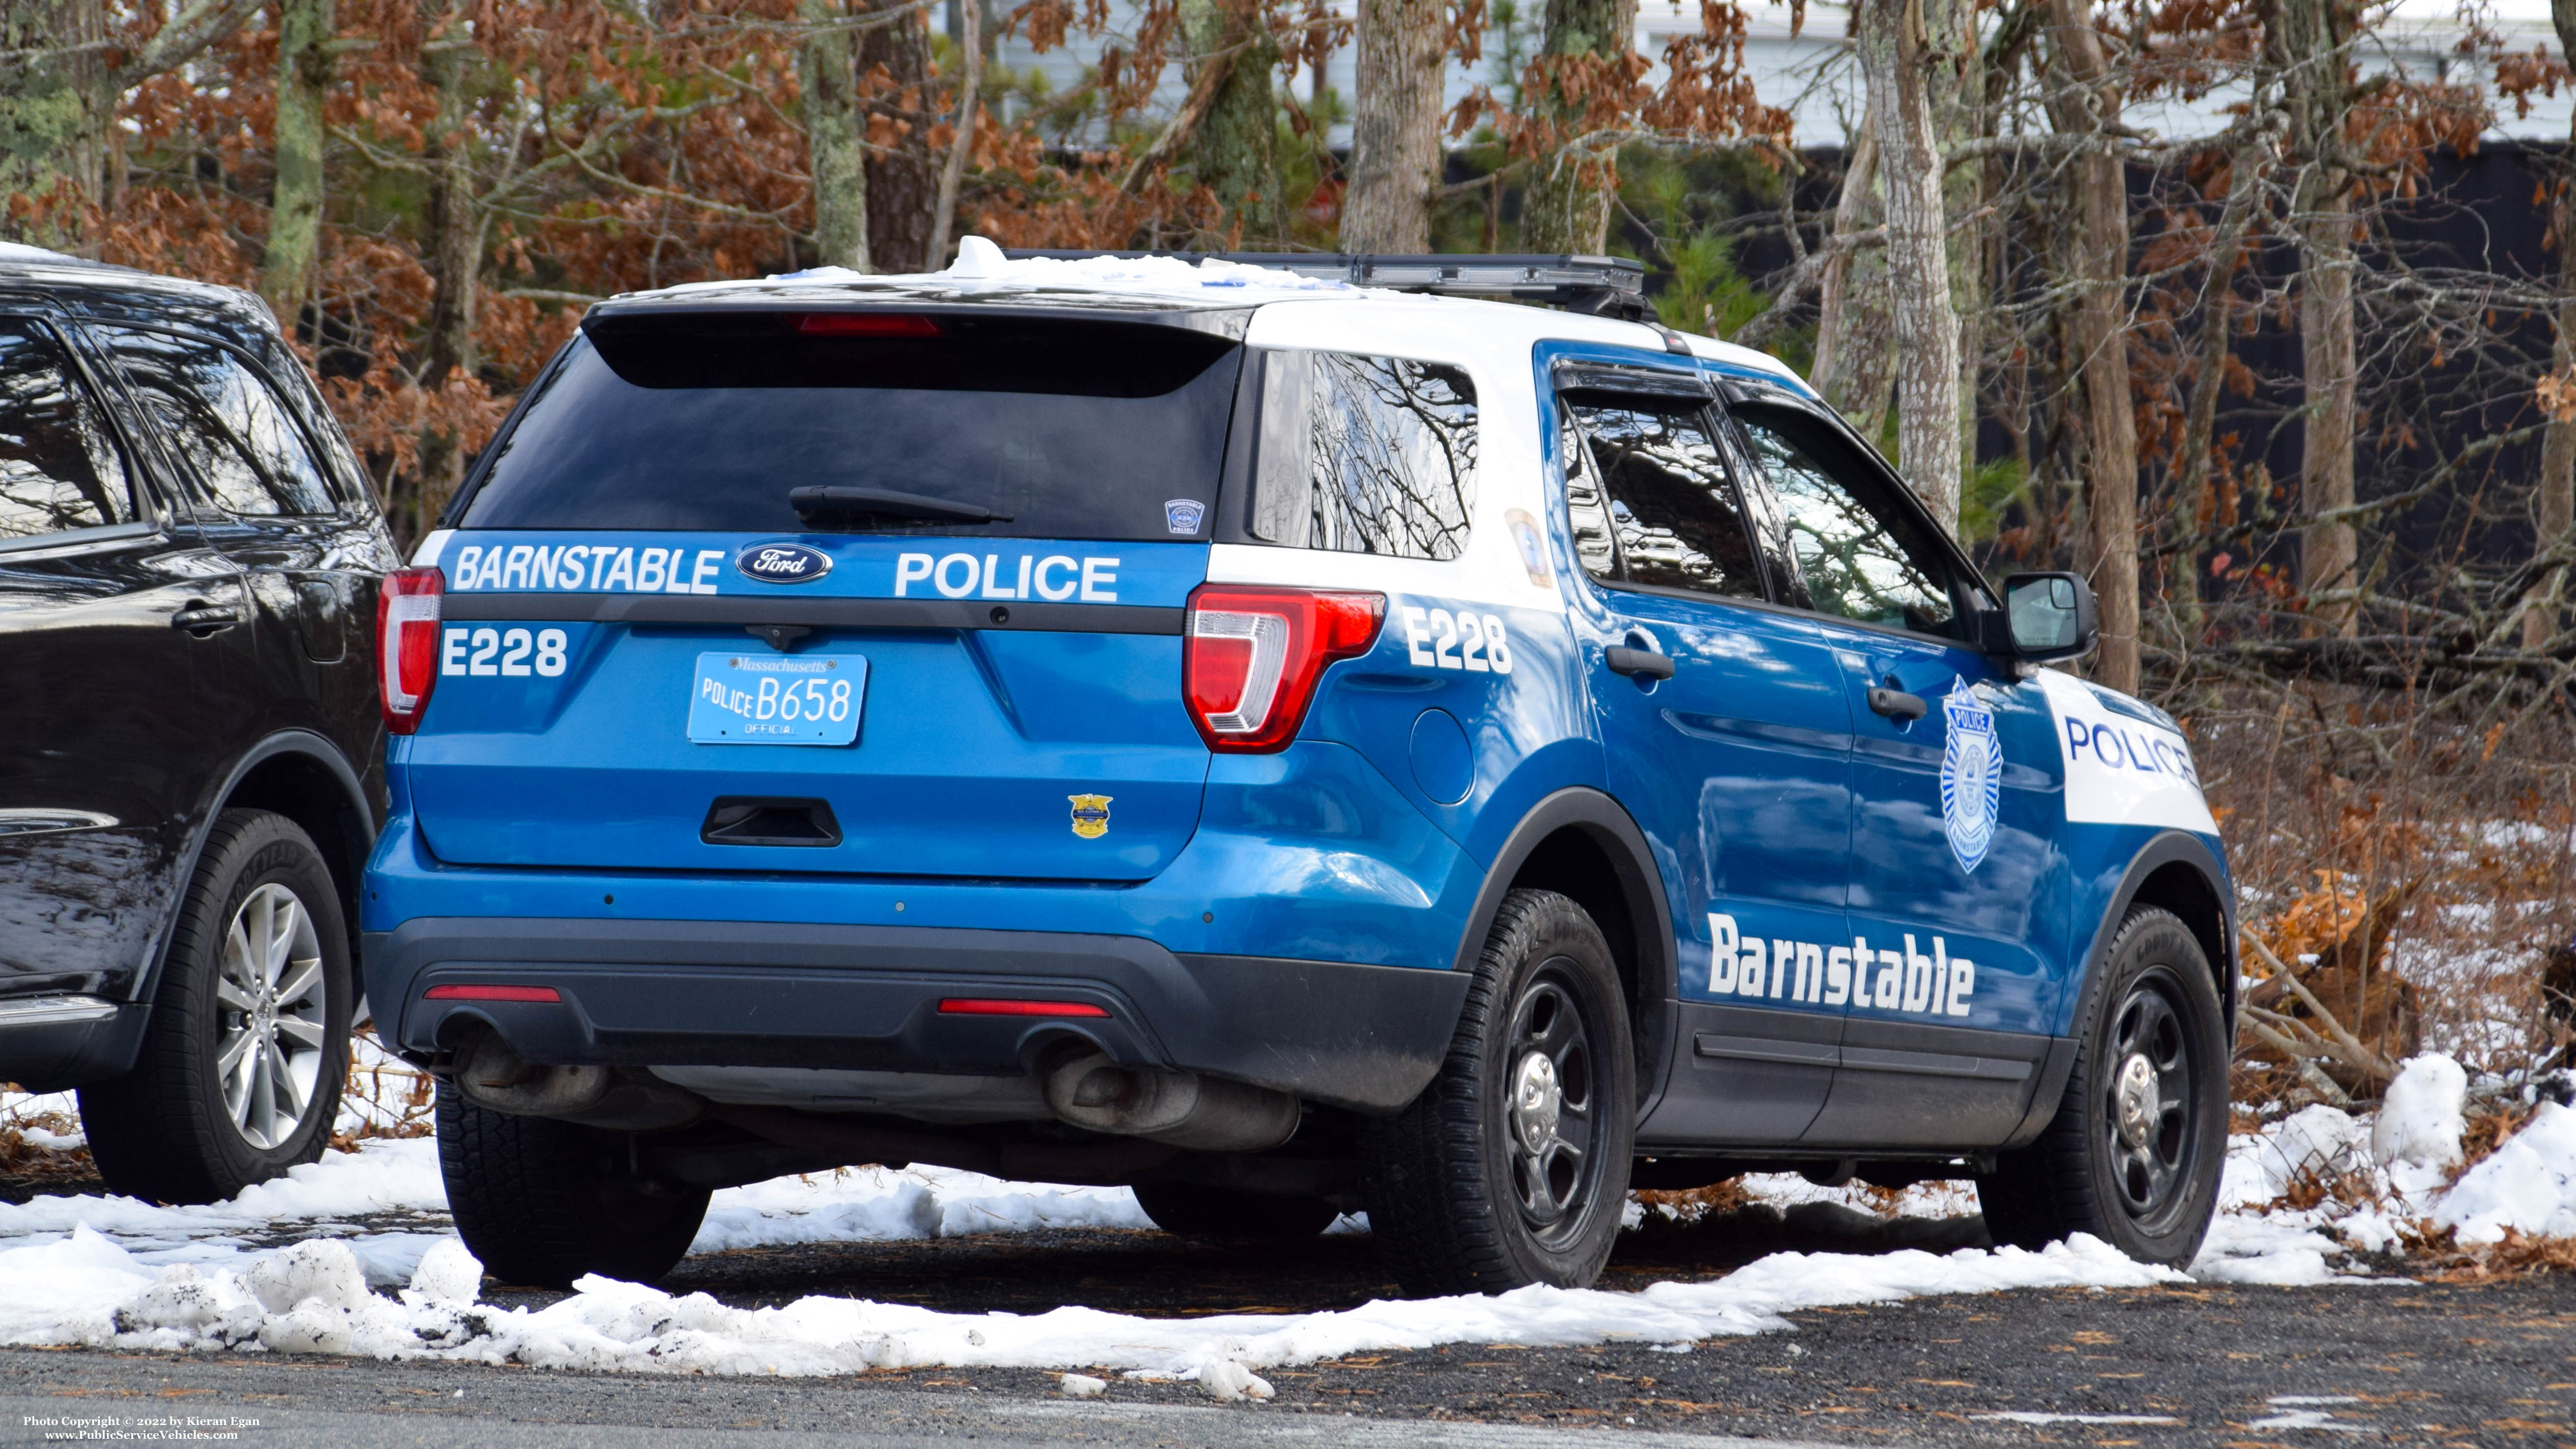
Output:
[[3, 1050, 2572, 1384]]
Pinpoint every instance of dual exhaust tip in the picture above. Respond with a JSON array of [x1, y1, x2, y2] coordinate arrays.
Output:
[[451, 1030, 1300, 1154]]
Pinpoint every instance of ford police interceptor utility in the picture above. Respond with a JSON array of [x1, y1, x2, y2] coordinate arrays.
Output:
[[364, 239, 2236, 1294]]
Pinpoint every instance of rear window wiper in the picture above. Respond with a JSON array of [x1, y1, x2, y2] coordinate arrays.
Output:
[[789, 486, 1014, 527]]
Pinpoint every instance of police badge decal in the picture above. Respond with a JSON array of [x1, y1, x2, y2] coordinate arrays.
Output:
[[1939, 677, 2002, 874]]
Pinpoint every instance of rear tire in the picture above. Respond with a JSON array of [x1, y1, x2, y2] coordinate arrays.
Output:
[[1361, 888, 1635, 1297], [1977, 906, 2228, 1268], [437, 1083, 710, 1288], [82, 810, 351, 1205], [1132, 1181, 1340, 1239]]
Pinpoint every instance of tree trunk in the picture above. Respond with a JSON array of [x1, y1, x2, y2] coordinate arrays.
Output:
[[926, 0, 981, 266], [1521, 0, 1637, 255], [1927, 0, 1984, 521], [2044, 0, 2139, 692], [1342, 0, 1445, 251], [801, 0, 872, 271], [260, 0, 335, 326], [862, 13, 937, 272], [1811, 124, 1896, 444], [1182, 0, 1284, 244], [0, 0, 109, 249], [2532, 0, 2576, 650], [2265, 0, 2361, 636], [407, 10, 480, 551], [1855, 0, 1961, 525]]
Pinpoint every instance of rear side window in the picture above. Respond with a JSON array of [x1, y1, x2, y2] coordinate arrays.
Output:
[[96, 325, 338, 517], [458, 314, 1243, 540], [0, 319, 131, 540], [1561, 397, 1763, 601], [1247, 349, 1476, 561]]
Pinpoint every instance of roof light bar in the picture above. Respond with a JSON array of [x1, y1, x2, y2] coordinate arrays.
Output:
[[999, 251, 1652, 319]]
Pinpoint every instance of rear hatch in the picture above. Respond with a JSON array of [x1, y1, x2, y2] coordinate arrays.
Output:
[[404, 301, 1244, 881]]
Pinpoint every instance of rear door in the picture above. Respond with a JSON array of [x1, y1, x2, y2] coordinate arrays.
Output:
[[1548, 362, 1857, 1147], [405, 307, 1243, 881], [0, 314, 247, 1002]]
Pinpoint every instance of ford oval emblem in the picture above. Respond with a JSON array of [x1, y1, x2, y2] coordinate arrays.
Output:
[[736, 542, 833, 585]]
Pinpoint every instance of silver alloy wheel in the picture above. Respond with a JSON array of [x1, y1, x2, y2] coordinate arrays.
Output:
[[213, 883, 329, 1150]]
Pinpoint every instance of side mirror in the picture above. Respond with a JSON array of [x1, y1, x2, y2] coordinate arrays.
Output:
[[1994, 571, 2097, 662]]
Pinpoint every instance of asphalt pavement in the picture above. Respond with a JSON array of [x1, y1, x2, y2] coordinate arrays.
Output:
[[2, 1216, 2571, 1447]]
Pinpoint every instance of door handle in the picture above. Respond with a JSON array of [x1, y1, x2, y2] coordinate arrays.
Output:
[[171, 602, 244, 635], [1867, 686, 1927, 721], [1605, 646, 1676, 680]]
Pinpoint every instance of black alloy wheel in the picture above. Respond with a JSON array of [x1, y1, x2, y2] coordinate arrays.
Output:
[[1362, 888, 1635, 1296], [2102, 974, 2200, 1227], [1978, 905, 2228, 1267], [1502, 968, 1602, 1250]]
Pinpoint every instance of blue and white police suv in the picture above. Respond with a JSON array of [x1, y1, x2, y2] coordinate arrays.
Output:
[[364, 239, 2235, 1292]]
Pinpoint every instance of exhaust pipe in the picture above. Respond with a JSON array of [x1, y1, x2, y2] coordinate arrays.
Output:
[[1040, 1050, 1299, 1152], [451, 1028, 701, 1132]]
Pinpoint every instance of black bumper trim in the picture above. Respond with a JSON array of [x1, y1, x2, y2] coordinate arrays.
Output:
[[362, 918, 1465, 1114]]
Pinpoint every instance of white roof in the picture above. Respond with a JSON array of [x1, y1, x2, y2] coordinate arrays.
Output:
[[637, 236, 1814, 393]]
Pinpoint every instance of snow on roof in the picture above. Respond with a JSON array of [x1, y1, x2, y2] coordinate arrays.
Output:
[[659, 235, 1359, 308], [0, 242, 83, 265]]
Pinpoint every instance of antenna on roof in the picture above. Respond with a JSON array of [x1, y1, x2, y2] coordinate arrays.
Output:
[[998, 251, 1652, 321]]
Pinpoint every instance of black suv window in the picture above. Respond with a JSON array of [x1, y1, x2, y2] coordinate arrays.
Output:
[[1561, 397, 1763, 601], [0, 318, 132, 540], [1247, 349, 1477, 561], [1731, 404, 1961, 637], [459, 315, 1241, 540], [97, 325, 338, 518]]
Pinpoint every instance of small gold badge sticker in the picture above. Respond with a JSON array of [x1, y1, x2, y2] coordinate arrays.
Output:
[[1068, 794, 1112, 838]]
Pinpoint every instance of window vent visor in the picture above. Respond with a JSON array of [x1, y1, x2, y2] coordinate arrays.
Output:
[[1184, 586, 1384, 753], [377, 567, 445, 733]]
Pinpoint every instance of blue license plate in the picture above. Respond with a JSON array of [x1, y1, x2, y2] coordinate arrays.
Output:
[[686, 652, 865, 745]]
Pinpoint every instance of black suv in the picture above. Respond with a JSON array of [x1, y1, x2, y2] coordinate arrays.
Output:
[[0, 247, 395, 1202]]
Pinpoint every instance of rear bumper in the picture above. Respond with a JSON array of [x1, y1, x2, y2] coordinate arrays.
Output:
[[0, 996, 151, 1092], [363, 918, 1467, 1114]]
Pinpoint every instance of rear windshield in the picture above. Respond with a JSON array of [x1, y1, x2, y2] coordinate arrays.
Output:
[[456, 313, 1243, 540]]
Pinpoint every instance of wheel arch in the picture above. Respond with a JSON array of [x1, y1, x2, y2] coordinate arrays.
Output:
[[1452, 787, 1678, 1114], [2004, 829, 2237, 1149], [132, 730, 379, 1007]]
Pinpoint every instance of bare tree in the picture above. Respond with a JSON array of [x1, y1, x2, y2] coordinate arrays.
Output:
[[1855, 0, 1961, 524], [801, 0, 874, 271], [2044, 0, 2140, 691], [1342, 0, 1448, 251], [2534, 0, 2576, 649], [260, 0, 336, 321]]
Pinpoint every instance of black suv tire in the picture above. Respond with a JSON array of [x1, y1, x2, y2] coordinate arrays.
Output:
[[82, 810, 353, 1205], [1977, 906, 2229, 1267], [438, 1084, 711, 1288], [1362, 888, 1635, 1296], [1132, 1182, 1341, 1239]]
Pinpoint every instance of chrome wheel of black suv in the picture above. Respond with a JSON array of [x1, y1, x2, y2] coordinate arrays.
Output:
[[1977, 906, 2227, 1267], [1363, 888, 1634, 1296], [83, 811, 352, 1204]]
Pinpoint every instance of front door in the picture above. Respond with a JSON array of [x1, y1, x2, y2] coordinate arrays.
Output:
[[1551, 363, 1856, 1147], [1722, 398, 2069, 1149]]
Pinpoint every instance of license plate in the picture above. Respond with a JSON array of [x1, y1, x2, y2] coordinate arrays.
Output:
[[686, 652, 865, 745]]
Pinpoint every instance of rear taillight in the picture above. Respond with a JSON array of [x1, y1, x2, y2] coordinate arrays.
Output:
[[1184, 586, 1385, 753], [377, 566, 444, 734]]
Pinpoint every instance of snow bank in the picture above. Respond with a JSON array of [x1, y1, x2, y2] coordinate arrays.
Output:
[[693, 1165, 1152, 1252], [26, 1231, 2177, 1379], [2373, 1055, 2467, 1171], [2436, 1101, 2576, 1244]]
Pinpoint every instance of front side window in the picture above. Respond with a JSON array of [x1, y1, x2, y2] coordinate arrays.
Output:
[[1249, 349, 1476, 561], [1733, 405, 1961, 638], [96, 326, 337, 518], [0, 319, 131, 541], [1561, 396, 1764, 601]]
